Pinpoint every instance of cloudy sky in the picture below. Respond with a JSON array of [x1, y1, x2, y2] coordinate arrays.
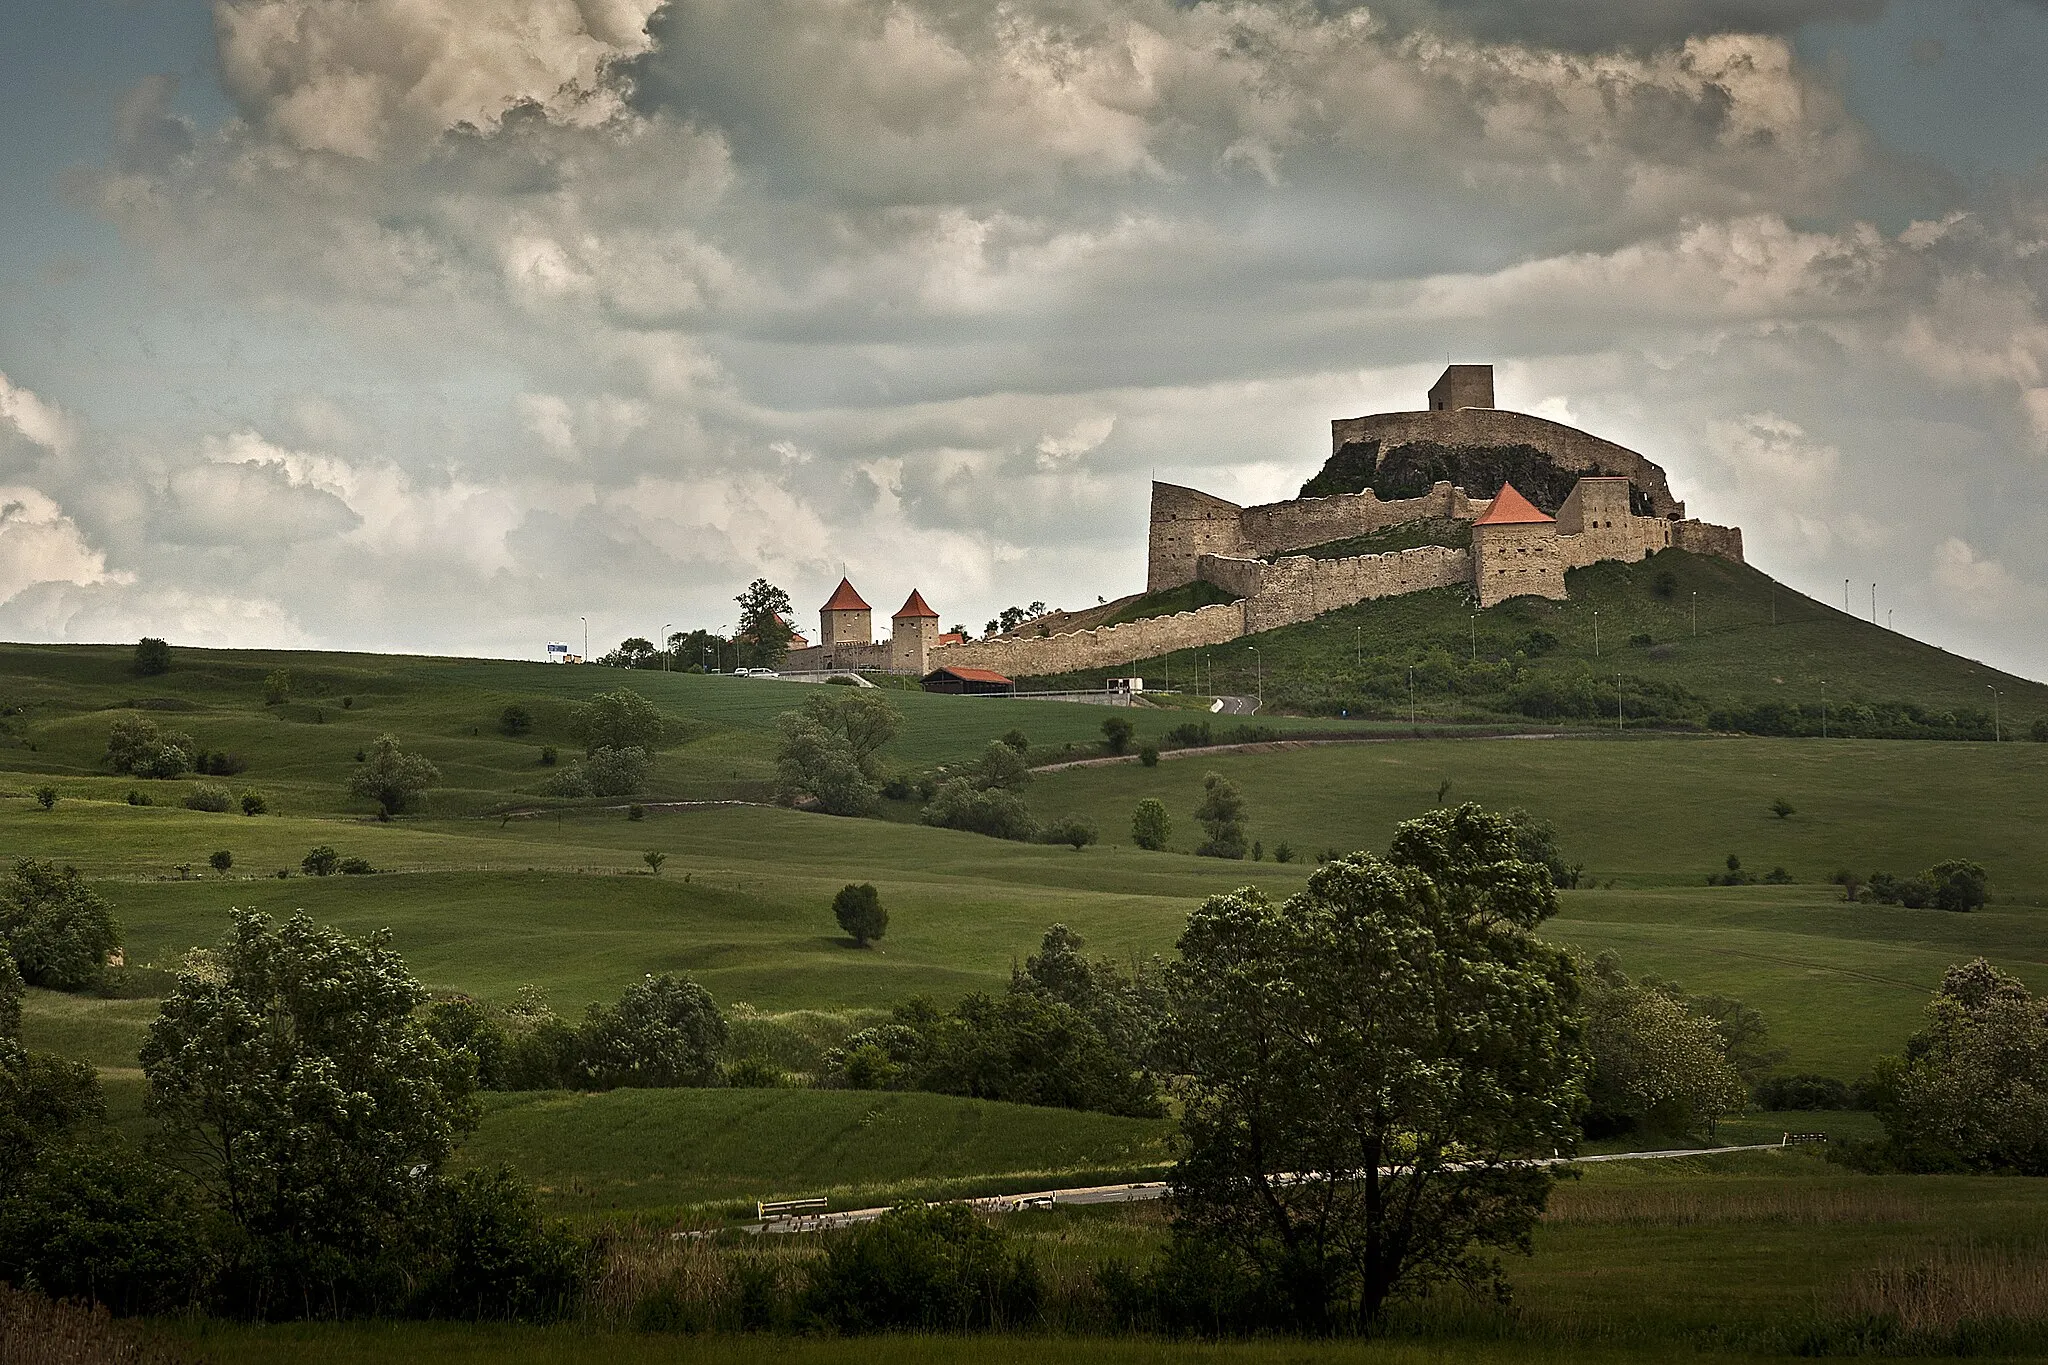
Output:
[[1, 1, 2045, 675]]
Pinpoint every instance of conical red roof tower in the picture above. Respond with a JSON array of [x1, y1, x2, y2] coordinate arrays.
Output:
[[1472, 482, 1553, 526], [821, 577, 870, 611], [894, 589, 939, 620]]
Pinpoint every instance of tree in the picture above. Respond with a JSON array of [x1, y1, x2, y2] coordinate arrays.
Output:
[[133, 637, 171, 676], [833, 883, 888, 947], [240, 791, 267, 816], [209, 850, 233, 876], [1041, 816, 1099, 851], [801, 1202, 1041, 1334], [1132, 798, 1171, 851], [1101, 715, 1135, 755], [544, 745, 652, 798], [1872, 959, 2048, 1173], [735, 579, 796, 666], [1504, 808, 1581, 889], [921, 779, 1036, 841], [775, 692, 900, 817], [567, 688, 663, 756], [33, 786, 57, 811], [262, 669, 293, 705], [1926, 858, 1989, 912], [1580, 955, 1749, 1137], [499, 705, 533, 736], [577, 973, 727, 1089], [0, 860, 122, 993], [1192, 772, 1247, 860], [601, 637, 658, 668], [642, 850, 666, 875], [1000, 729, 1030, 753], [1161, 805, 1588, 1331], [105, 715, 196, 778], [0, 1141, 209, 1316], [969, 738, 1029, 792], [139, 910, 478, 1308], [347, 733, 440, 817], [301, 845, 340, 877], [1770, 797, 1795, 820]]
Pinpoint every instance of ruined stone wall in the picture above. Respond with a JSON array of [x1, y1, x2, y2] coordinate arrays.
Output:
[[1147, 483, 1252, 592], [1673, 520, 1745, 563], [1554, 482, 1675, 570], [783, 641, 893, 673], [1474, 523, 1567, 607], [1201, 547, 1471, 633], [1329, 410, 1686, 519], [930, 601, 1248, 677]]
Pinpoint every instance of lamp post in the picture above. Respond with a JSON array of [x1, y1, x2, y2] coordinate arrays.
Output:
[[1616, 672, 1624, 732], [1407, 664, 1415, 727], [1469, 613, 1477, 662], [1592, 609, 1600, 658], [1690, 591, 1697, 636], [661, 623, 671, 671], [1247, 646, 1262, 713], [580, 615, 588, 664], [1870, 583, 1876, 625], [1989, 684, 2002, 742], [1355, 627, 1362, 673], [1820, 679, 1827, 740], [1843, 578, 1849, 612]]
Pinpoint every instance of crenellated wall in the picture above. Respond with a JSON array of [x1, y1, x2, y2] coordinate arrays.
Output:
[[1148, 478, 1484, 591], [930, 601, 1248, 676], [1674, 520, 1745, 561], [1200, 546, 1471, 633]]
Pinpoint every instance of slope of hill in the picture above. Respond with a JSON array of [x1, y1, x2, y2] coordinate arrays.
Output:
[[1021, 548, 2048, 736]]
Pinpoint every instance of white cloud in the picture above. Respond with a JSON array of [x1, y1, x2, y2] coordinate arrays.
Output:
[[1931, 537, 2042, 622], [0, 373, 77, 456], [0, 488, 128, 603]]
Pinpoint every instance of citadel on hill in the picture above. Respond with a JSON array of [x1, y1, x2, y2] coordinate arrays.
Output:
[[789, 365, 1745, 681]]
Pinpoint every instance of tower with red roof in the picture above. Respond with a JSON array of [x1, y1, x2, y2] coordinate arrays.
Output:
[[1471, 482, 1567, 606], [890, 589, 941, 675], [818, 578, 872, 647]]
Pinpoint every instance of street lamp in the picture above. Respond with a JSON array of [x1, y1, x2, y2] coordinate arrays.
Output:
[[1592, 609, 1600, 658], [1988, 685, 2002, 742], [1820, 679, 1827, 740], [1616, 672, 1624, 732], [1355, 627, 1362, 673], [1246, 646, 1262, 713], [1407, 664, 1415, 727], [1843, 578, 1850, 613], [661, 623, 672, 671], [1690, 591, 1697, 636], [580, 615, 588, 663], [1469, 613, 1477, 662]]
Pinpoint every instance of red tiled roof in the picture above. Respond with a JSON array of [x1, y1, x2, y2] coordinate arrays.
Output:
[[1472, 482, 1554, 526], [821, 578, 870, 612], [926, 666, 1012, 684], [894, 589, 939, 619], [936, 632, 966, 647]]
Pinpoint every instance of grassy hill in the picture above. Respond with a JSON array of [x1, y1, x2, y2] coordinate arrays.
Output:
[[1023, 549, 2048, 735]]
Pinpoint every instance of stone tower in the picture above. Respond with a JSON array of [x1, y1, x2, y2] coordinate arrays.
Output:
[[890, 590, 940, 675], [1428, 364, 1494, 412], [819, 578, 872, 646], [1471, 481, 1565, 607]]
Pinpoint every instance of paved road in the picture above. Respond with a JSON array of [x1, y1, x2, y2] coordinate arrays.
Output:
[[739, 1140, 1800, 1235], [1213, 694, 1259, 715]]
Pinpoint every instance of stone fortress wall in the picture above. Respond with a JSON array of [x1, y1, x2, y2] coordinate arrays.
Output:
[[927, 365, 1745, 680]]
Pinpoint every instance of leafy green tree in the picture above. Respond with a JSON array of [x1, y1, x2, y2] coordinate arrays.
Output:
[[642, 850, 666, 875], [1000, 729, 1030, 753], [209, 850, 233, 876], [544, 745, 652, 798], [1131, 798, 1171, 851], [803, 691, 900, 774], [0, 990, 103, 1186], [139, 910, 479, 1308], [601, 637, 658, 668], [0, 945, 19, 1041], [1926, 858, 1989, 912], [1770, 797, 1796, 820], [33, 786, 57, 811], [920, 780, 1036, 841], [801, 1201, 1041, 1334], [1503, 808, 1582, 888], [1011, 923, 1166, 1085], [1870, 959, 2048, 1173], [775, 714, 881, 816], [499, 705, 533, 736], [0, 860, 122, 993], [577, 973, 727, 1089], [105, 715, 196, 778], [347, 733, 440, 817], [239, 790, 267, 816], [735, 579, 796, 666], [0, 1141, 208, 1316], [568, 688, 663, 756], [1580, 955, 1748, 1137], [133, 637, 171, 677], [301, 845, 340, 877], [970, 739, 1030, 792], [423, 998, 511, 1091], [1101, 715, 1135, 755], [262, 669, 293, 705], [1192, 771, 1247, 860], [1160, 805, 1588, 1330], [833, 883, 888, 946]]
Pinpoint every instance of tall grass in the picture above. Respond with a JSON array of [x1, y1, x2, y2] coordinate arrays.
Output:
[[0, 1285, 190, 1364], [1545, 1183, 1924, 1226], [1843, 1243, 2048, 1333]]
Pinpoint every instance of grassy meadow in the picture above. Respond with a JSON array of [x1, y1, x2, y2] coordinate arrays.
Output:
[[3, 628, 2048, 1359]]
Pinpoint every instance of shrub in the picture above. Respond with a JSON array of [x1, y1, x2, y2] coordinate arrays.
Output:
[[1165, 721, 1212, 748], [182, 785, 230, 813], [348, 734, 440, 817], [832, 884, 887, 947], [920, 780, 1037, 841], [1770, 797, 1795, 820], [0, 861, 122, 993], [1628, 631, 1653, 648], [542, 745, 651, 799], [1139, 744, 1159, 767], [802, 1203, 1041, 1334], [1753, 1073, 1854, 1110], [132, 637, 171, 677], [1101, 715, 1135, 755], [1763, 866, 1793, 884], [301, 845, 340, 877], [577, 973, 727, 1089], [403, 1167, 587, 1322], [2033, 716, 2048, 742], [425, 998, 510, 1090], [724, 1055, 788, 1088], [339, 857, 375, 876], [539, 746, 558, 766], [569, 689, 664, 755], [1193, 771, 1248, 860], [499, 705, 533, 736], [239, 790, 266, 816], [209, 851, 233, 876], [1041, 816, 1099, 851], [1273, 842, 1295, 863], [32, 787, 56, 811], [1926, 859, 1989, 912], [0, 1142, 208, 1316], [125, 790, 151, 807], [1652, 571, 1677, 599], [642, 851, 665, 875], [1131, 798, 1170, 851], [1000, 729, 1030, 753], [627, 803, 645, 821]]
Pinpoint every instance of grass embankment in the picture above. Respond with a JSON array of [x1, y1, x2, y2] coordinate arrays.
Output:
[[1022, 549, 2048, 731], [1287, 516, 1473, 559]]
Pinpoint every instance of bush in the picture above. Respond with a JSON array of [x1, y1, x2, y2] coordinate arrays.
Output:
[[1165, 721, 1212, 748], [1770, 797, 1795, 820], [209, 851, 232, 875], [724, 1056, 788, 1088], [1101, 716, 1135, 755], [833, 884, 887, 947], [183, 785, 231, 813], [339, 857, 375, 876], [0, 860, 122, 993], [32, 787, 56, 811], [132, 637, 171, 677], [920, 780, 1037, 841], [239, 791, 267, 816], [539, 746, 558, 767], [568, 689, 663, 755], [1041, 816, 1099, 851], [301, 845, 340, 877], [1131, 798, 1170, 852], [1926, 858, 1989, 912], [577, 973, 728, 1089], [642, 851, 665, 875], [499, 705, 533, 737], [125, 790, 151, 807], [404, 1168, 587, 1322], [1193, 771, 1247, 860], [2033, 717, 2048, 742], [541, 745, 651, 799], [1138, 745, 1159, 767], [1753, 1073, 1854, 1110], [1000, 729, 1030, 753], [0, 1142, 208, 1316], [802, 1203, 1041, 1334], [628, 804, 645, 821]]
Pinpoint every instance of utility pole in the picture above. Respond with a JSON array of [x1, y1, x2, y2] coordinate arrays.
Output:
[[1989, 685, 2001, 742], [661, 623, 671, 671], [1592, 609, 1600, 658], [1616, 673, 1623, 732], [1247, 647, 1262, 713], [1843, 578, 1850, 612], [1821, 679, 1827, 740], [580, 615, 588, 663], [1407, 664, 1415, 727], [1869, 583, 1876, 625], [1469, 613, 1477, 662], [1690, 591, 1697, 636]]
